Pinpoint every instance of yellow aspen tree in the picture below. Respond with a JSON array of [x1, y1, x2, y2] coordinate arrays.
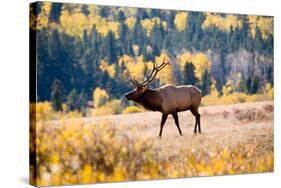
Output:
[[140, 17, 161, 36], [176, 51, 193, 72], [210, 79, 220, 98], [155, 53, 175, 84], [31, 2, 52, 30], [174, 12, 188, 32], [248, 15, 273, 39], [162, 21, 168, 31], [265, 83, 274, 100], [125, 17, 136, 30], [222, 80, 233, 96], [107, 21, 120, 38], [257, 17, 273, 39], [126, 56, 146, 81], [191, 53, 212, 80], [60, 11, 88, 37], [93, 87, 109, 107], [99, 59, 116, 78], [248, 15, 259, 38], [141, 19, 154, 36], [202, 13, 242, 32]]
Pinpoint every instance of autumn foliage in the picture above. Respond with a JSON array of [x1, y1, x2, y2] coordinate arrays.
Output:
[[30, 102, 273, 186]]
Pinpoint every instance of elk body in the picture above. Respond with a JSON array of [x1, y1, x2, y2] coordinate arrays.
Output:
[[124, 59, 202, 138]]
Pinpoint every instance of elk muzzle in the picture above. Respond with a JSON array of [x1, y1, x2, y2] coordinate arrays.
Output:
[[124, 91, 135, 100]]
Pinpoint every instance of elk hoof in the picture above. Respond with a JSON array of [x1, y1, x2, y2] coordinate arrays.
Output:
[[193, 130, 197, 134]]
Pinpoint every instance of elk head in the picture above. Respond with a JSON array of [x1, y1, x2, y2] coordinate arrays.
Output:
[[124, 58, 170, 102]]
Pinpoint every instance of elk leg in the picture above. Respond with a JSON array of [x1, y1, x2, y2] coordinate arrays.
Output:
[[159, 114, 168, 138], [190, 107, 200, 134], [172, 112, 183, 136], [197, 113, 201, 133], [193, 118, 198, 134]]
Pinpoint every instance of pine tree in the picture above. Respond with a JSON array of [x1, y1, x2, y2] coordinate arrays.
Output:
[[101, 31, 117, 63], [66, 89, 79, 111], [51, 79, 65, 111], [182, 62, 198, 86], [201, 70, 211, 96], [78, 90, 88, 113], [49, 3, 62, 23], [246, 76, 260, 94], [117, 10, 126, 22], [66, 89, 88, 112]]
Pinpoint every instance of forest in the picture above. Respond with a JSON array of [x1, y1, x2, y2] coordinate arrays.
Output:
[[30, 2, 274, 114]]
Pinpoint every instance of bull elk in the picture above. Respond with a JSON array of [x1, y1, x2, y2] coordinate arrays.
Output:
[[124, 58, 202, 138]]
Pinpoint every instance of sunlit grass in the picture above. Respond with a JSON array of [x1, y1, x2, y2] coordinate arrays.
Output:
[[30, 112, 273, 186]]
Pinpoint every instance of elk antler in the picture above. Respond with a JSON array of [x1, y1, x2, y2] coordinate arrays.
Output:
[[130, 58, 170, 87], [130, 76, 141, 87]]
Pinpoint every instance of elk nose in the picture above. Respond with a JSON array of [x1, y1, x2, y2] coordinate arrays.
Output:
[[124, 93, 128, 99], [124, 92, 130, 100]]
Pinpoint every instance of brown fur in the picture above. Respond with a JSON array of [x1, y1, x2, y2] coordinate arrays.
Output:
[[125, 84, 202, 137]]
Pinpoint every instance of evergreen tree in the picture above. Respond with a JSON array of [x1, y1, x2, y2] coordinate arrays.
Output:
[[66, 89, 88, 111], [117, 10, 126, 22], [66, 89, 79, 111], [78, 90, 88, 113], [246, 76, 260, 94], [51, 79, 65, 111], [201, 70, 211, 96], [254, 27, 263, 53], [101, 31, 117, 63], [81, 4, 90, 16], [49, 3, 62, 23], [182, 62, 198, 86]]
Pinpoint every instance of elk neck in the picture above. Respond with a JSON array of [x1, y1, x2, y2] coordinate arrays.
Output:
[[138, 89, 163, 112]]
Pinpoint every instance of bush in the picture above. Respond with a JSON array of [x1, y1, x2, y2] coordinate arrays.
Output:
[[31, 121, 157, 186], [263, 104, 273, 113], [31, 102, 83, 121], [202, 92, 270, 106], [31, 102, 54, 121], [233, 107, 271, 122], [122, 106, 144, 114], [92, 99, 122, 116]]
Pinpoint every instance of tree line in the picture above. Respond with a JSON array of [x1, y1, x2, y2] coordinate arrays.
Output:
[[30, 2, 273, 111]]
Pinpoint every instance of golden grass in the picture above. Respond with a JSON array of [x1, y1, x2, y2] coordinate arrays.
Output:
[[30, 102, 273, 186]]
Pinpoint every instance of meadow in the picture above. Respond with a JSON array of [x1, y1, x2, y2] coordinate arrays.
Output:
[[30, 101, 273, 186]]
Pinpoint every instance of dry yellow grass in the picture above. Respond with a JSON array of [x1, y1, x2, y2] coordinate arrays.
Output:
[[30, 101, 273, 186]]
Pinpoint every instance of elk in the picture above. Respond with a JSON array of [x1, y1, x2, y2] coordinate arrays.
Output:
[[124, 59, 202, 138]]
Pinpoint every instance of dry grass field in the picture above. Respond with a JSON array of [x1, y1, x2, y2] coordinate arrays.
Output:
[[31, 101, 274, 186]]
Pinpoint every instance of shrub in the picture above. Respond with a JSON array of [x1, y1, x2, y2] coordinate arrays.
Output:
[[92, 99, 122, 116], [93, 87, 109, 108], [31, 102, 54, 121], [265, 83, 274, 100], [122, 106, 144, 114], [202, 92, 270, 106], [31, 122, 157, 186], [222, 110, 230, 119], [233, 107, 271, 122], [233, 108, 256, 122], [263, 104, 273, 113]]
